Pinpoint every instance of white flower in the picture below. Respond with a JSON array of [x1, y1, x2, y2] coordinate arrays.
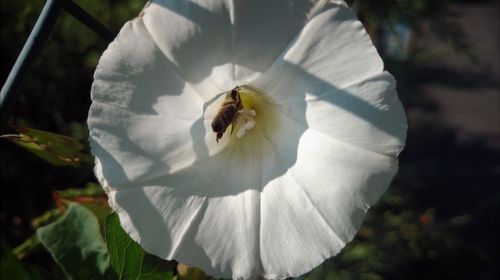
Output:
[[87, 0, 407, 279]]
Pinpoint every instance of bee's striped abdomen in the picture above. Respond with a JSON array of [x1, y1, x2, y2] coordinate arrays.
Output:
[[211, 86, 242, 142], [211, 103, 237, 133]]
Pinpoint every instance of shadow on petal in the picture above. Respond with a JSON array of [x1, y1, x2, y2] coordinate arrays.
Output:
[[112, 188, 217, 274], [149, 0, 405, 145], [146, 0, 317, 86], [103, 2, 407, 278], [92, 17, 188, 116], [91, 130, 171, 188]]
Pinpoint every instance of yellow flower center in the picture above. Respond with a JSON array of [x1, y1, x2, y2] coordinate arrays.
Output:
[[209, 85, 278, 144]]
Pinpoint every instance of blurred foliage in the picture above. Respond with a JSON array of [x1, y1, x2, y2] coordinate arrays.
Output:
[[1, 127, 92, 166], [1, 238, 32, 280], [1, 0, 499, 279], [36, 203, 113, 279], [6, 195, 174, 279], [1, 238, 58, 280], [347, 0, 472, 58], [12, 183, 109, 261], [177, 263, 208, 280], [0, 0, 144, 263]]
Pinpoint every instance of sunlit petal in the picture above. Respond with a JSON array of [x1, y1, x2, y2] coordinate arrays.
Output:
[[89, 18, 203, 188], [89, 1, 407, 279]]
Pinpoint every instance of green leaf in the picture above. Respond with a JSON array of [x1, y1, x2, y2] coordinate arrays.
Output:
[[106, 213, 174, 280], [54, 183, 111, 232], [1, 127, 92, 166], [56, 182, 105, 199], [0, 239, 31, 280], [37, 203, 114, 280]]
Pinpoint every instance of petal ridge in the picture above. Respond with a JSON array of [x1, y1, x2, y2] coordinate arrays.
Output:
[[287, 171, 346, 247]]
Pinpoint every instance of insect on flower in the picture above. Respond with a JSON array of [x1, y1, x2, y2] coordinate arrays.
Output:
[[88, 0, 408, 279], [211, 86, 243, 142]]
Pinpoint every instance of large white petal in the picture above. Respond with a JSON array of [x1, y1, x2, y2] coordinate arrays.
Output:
[[98, 98, 310, 279], [230, 0, 320, 83], [89, 18, 204, 188], [107, 134, 283, 279], [261, 129, 398, 278], [253, 2, 406, 157], [282, 3, 384, 88], [89, 1, 407, 279], [143, 0, 327, 95], [305, 72, 406, 156]]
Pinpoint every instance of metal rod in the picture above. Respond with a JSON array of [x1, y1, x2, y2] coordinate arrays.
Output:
[[0, 0, 66, 130], [63, 0, 116, 43]]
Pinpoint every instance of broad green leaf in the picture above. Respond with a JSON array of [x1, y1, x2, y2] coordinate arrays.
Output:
[[106, 213, 174, 280], [0, 239, 31, 280], [16, 183, 110, 261], [1, 127, 92, 166], [37, 203, 114, 280], [54, 183, 111, 232]]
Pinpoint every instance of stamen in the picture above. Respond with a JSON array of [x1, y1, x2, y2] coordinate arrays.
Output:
[[236, 109, 257, 138]]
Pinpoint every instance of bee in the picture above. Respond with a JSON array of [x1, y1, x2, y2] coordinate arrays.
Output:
[[211, 86, 243, 142]]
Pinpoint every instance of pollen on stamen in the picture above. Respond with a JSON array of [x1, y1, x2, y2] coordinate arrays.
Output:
[[208, 85, 275, 144], [236, 109, 257, 138]]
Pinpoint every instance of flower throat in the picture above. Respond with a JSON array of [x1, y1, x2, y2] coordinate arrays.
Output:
[[211, 86, 257, 143]]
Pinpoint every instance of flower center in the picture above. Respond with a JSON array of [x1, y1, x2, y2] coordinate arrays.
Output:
[[210, 85, 271, 143]]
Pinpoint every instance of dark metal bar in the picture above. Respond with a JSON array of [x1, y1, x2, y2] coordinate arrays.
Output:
[[0, 0, 116, 130], [0, 0, 66, 130], [63, 0, 116, 43]]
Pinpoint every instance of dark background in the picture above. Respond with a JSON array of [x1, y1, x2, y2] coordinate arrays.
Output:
[[1, 0, 499, 279]]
